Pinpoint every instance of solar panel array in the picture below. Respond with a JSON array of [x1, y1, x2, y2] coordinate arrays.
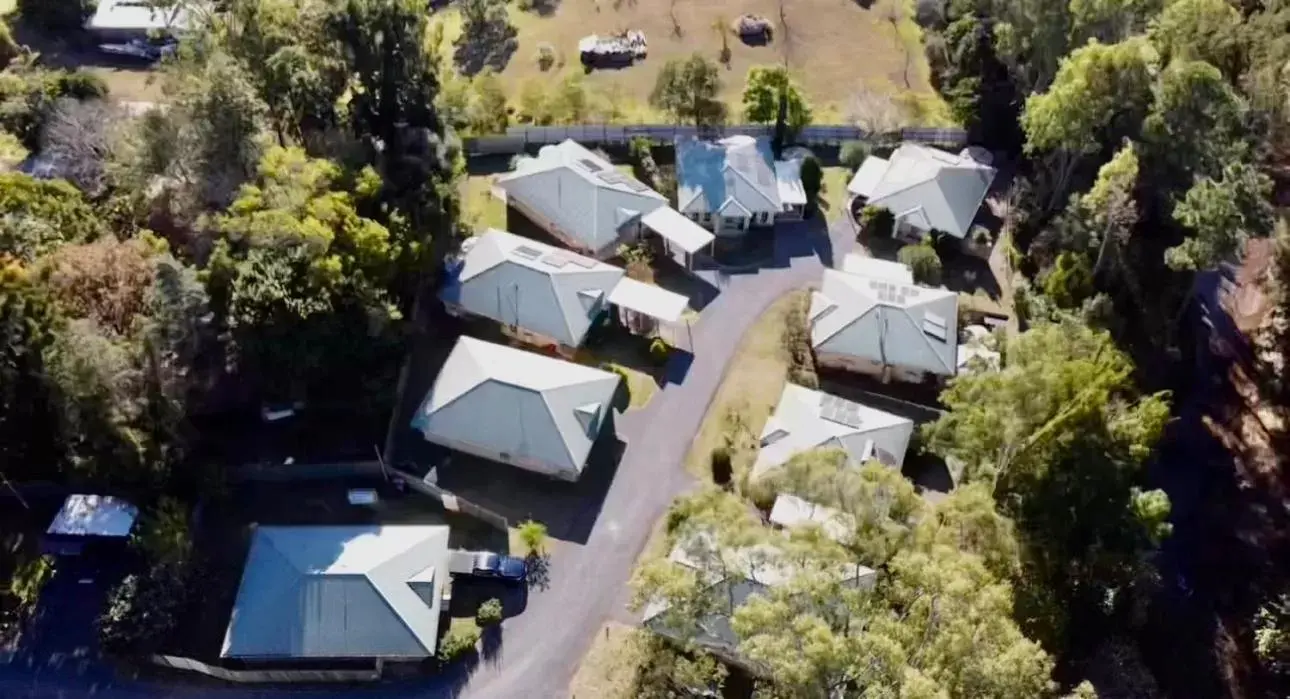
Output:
[[818, 394, 864, 429], [540, 253, 571, 269], [594, 169, 652, 193], [578, 158, 604, 173], [513, 245, 544, 260], [867, 280, 914, 305], [566, 255, 599, 268]]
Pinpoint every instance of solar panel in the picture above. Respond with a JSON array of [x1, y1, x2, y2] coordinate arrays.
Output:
[[623, 177, 652, 192], [513, 245, 544, 260], [566, 255, 599, 269], [596, 171, 625, 185], [820, 395, 864, 429], [541, 254, 571, 268], [578, 158, 604, 173]]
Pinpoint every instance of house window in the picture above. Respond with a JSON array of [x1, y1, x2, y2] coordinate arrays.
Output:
[[702, 212, 711, 224], [760, 212, 770, 225], [724, 216, 744, 230]]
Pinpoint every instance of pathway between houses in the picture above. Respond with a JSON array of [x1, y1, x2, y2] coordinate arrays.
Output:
[[0, 220, 853, 699]]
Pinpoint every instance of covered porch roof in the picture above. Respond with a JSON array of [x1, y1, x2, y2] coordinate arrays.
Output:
[[608, 277, 690, 323], [642, 206, 716, 254]]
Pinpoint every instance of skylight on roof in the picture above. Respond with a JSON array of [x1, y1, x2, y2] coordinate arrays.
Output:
[[578, 158, 605, 173], [513, 245, 544, 260], [760, 429, 789, 448], [567, 255, 599, 268], [922, 319, 948, 343]]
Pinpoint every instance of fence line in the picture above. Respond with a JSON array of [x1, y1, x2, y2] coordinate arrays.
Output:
[[226, 460, 510, 532], [148, 654, 382, 683], [463, 123, 968, 154]]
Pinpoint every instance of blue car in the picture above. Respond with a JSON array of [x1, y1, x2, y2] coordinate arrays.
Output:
[[465, 552, 527, 582]]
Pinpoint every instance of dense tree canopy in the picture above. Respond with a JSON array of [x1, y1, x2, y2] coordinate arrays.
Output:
[[650, 54, 726, 129], [741, 66, 812, 134]]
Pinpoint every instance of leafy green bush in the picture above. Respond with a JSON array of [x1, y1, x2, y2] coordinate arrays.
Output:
[[438, 624, 481, 661], [859, 205, 894, 238], [8, 555, 53, 612], [840, 140, 872, 172], [970, 225, 993, 247], [1041, 251, 1094, 309], [516, 519, 548, 556], [898, 242, 943, 286], [476, 598, 504, 627], [98, 563, 189, 654], [0, 22, 20, 71], [649, 337, 670, 365]]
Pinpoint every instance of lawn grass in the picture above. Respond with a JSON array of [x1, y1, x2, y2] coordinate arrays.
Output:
[[570, 622, 643, 699], [460, 174, 509, 231], [682, 290, 801, 481], [432, 0, 950, 125], [819, 166, 853, 223]]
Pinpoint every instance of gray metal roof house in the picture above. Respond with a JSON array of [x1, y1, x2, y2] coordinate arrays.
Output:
[[221, 525, 451, 660], [847, 143, 996, 239], [441, 229, 689, 351], [675, 135, 804, 236], [411, 336, 620, 481], [493, 140, 669, 258], [811, 265, 960, 383]]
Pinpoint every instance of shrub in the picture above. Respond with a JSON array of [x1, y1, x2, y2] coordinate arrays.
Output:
[[476, 598, 504, 627], [970, 225, 992, 247], [840, 140, 872, 172], [782, 292, 818, 388], [898, 242, 943, 286], [8, 555, 53, 612], [859, 205, 894, 238], [649, 337, 670, 365], [535, 43, 556, 72], [1042, 251, 1094, 309], [516, 520, 548, 556], [98, 563, 189, 654], [439, 624, 482, 661], [710, 446, 732, 485], [0, 22, 20, 71]]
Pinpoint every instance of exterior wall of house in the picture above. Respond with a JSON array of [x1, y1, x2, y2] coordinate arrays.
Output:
[[422, 431, 581, 481], [441, 302, 577, 356], [777, 205, 804, 221], [815, 351, 929, 384]]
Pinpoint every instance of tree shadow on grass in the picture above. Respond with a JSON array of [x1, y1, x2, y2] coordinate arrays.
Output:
[[521, 0, 561, 16], [453, 24, 519, 78]]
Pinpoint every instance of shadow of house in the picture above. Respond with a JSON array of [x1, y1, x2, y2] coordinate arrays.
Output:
[[427, 420, 627, 545]]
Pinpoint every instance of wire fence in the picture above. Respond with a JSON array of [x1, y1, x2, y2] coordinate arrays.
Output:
[[463, 123, 968, 155]]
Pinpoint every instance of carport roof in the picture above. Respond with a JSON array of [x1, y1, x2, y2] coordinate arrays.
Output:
[[608, 277, 690, 323], [47, 494, 138, 537], [641, 206, 715, 254]]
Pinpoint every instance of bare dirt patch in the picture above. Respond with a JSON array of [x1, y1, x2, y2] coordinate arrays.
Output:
[[569, 621, 643, 699]]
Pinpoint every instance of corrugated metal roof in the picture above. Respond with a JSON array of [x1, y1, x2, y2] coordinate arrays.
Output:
[[445, 229, 624, 346], [811, 268, 960, 376], [846, 144, 995, 238], [412, 337, 620, 476], [641, 206, 715, 253], [607, 276, 689, 323], [46, 494, 138, 537], [221, 525, 450, 659], [676, 136, 781, 216], [494, 140, 667, 254], [751, 383, 914, 481]]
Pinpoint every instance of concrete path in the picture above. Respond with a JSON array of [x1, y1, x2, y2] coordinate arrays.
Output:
[[0, 219, 854, 699]]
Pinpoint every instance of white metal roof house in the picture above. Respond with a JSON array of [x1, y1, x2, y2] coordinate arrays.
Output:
[[751, 383, 915, 482], [676, 135, 804, 236], [441, 229, 689, 351], [221, 525, 451, 660], [86, 0, 191, 42], [410, 336, 620, 481], [839, 253, 916, 283], [493, 140, 669, 258], [642, 533, 875, 672], [847, 143, 996, 239], [811, 267, 960, 383]]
